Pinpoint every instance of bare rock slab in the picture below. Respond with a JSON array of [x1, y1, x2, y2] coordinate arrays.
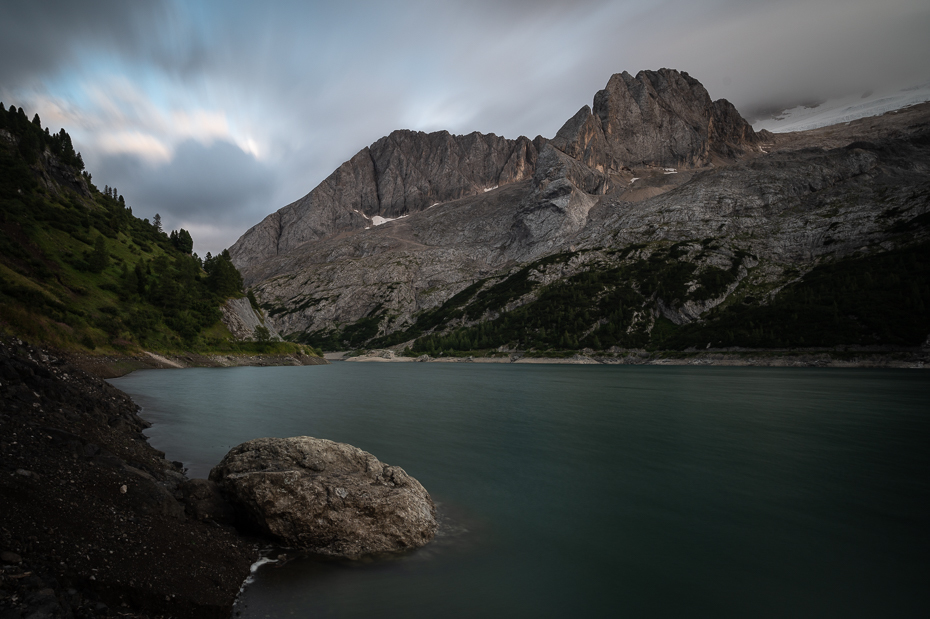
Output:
[[209, 436, 437, 559]]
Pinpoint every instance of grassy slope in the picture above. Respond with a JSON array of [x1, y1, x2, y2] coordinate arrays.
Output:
[[0, 115, 316, 358]]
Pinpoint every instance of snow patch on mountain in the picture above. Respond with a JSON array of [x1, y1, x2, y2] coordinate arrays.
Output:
[[753, 82, 930, 134]]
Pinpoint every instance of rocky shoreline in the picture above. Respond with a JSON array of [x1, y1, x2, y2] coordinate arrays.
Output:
[[3, 336, 925, 619], [64, 349, 327, 380], [0, 337, 268, 619], [334, 348, 929, 368]]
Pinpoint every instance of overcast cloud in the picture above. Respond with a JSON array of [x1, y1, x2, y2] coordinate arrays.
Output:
[[2, 0, 928, 255]]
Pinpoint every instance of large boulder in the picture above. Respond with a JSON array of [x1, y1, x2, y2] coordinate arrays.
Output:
[[209, 437, 437, 559]]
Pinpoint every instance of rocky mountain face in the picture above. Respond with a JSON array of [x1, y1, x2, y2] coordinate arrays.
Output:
[[230, 68, 758, 270], [220, 297, 283, 341], [560, 68, 759, 173], [230, 69, 930, 352], [230, 130, 547, 268]]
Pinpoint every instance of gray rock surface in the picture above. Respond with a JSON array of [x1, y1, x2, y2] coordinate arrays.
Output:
[[229, 68, 757, 271], [230, 130, 545, 269], [591, 68, 758, 168], [226, 69, 930, 348], [252, 105, 929, 346], [220, 297, 281, 341], [209, 437, 437, 559]]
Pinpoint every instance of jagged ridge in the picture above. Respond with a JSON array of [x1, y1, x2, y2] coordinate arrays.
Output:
[[230, 130, 547, 268], [228, 70, 930, 353], [230, 68, 757, 270]]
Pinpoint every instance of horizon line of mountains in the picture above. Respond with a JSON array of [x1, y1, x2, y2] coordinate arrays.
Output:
[[226, 67, 930, 354], [230, 68, 762, 270], [3, 67, 926, 356]]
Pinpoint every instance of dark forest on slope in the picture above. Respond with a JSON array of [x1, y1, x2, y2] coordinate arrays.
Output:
[[0, 103, 255, 353]]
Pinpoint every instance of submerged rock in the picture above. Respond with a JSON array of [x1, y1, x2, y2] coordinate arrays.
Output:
[[209, 436, 438, 559]]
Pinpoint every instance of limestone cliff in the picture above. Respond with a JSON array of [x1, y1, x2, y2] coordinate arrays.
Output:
[[227, 69, 930, 352], [230, 130, 545, 269], [230, 68, 757, 271], [590, 69, 758, 169], [220, 297, 282, 341]]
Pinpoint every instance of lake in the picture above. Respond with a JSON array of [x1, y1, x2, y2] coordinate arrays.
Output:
[[109, 363, 930, 618]]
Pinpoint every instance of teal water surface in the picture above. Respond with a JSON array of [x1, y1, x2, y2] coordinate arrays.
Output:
[[109, 363, 930, 618]]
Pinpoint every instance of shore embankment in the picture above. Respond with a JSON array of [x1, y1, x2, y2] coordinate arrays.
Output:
[[331, 348, 929, 368], [65, 348, 328, 379], [0, 337, 269, 618]]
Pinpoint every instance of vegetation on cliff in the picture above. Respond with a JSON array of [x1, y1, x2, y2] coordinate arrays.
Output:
[[287, 234, 930, 355], [396, 241, 930, 355], [261, 97, 930, 356]]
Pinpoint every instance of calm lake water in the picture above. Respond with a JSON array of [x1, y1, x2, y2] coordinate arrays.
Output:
[[109, 363, 930, 618]]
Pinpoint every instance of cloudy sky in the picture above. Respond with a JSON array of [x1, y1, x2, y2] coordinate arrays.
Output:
[[2, 0, 928, 256]]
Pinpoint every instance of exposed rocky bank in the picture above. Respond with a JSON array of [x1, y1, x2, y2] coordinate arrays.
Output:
[[334, 347, 929, 368], [62, 349, 327, 380], [0, 337, 259, 618]]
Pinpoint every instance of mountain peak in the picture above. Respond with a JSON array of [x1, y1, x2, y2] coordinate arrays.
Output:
[[230, 68, 757, 270], [589, 67, 758, 169]]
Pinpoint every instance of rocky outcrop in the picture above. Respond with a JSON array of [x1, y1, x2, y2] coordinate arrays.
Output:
[[549, 105, 613, 182], [232, 70, 752, 274], [230, 130, 545, 269], [0, 131, 92, 197], [512, 144, 602, 247], [231, 68, 756, 274], [492, 69, 760, 261], [590, 68, 758, 169], [210, 436, 437, 559], [220, 297, 282, 341], [542, 69, 759, 177]]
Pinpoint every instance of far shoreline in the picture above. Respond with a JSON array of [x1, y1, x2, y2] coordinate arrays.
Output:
[[327, 348, 929, 369], [64, 348, 329, 379], [56, 344, 928, 382]]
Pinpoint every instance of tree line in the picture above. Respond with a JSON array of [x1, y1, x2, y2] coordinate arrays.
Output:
[[0, 102, 250, 351], [0, 102, 84, 169]]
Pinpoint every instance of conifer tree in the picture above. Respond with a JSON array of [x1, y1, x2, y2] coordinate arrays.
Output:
[[176, 229, 193, 254], [205, 249, 244, 297], [18, 130, 39, 163], [88, 235, 109, 273]]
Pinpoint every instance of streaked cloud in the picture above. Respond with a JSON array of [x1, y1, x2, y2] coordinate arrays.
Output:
[[97, 132, 173, 164], [1, 0, 927, 255]]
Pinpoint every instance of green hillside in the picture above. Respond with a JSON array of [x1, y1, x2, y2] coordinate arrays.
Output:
[[0, 103, 299, 355]]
